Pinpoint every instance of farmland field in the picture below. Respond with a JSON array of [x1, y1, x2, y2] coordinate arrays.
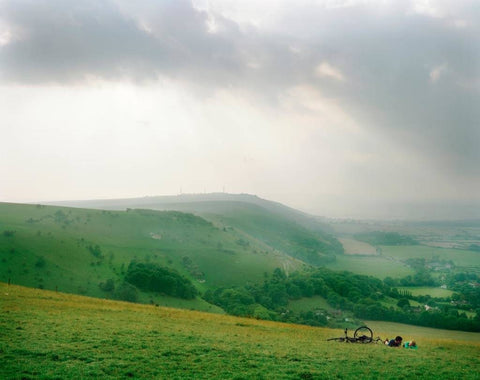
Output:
[[2, 283, 479, 379], [396, 287, 455, 298], [338, 238, 377, 255], [325, 255, 414, 279], [380, 246, 479, 268]]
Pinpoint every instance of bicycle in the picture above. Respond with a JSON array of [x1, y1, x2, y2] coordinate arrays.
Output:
[[327, 326, 377, 343]]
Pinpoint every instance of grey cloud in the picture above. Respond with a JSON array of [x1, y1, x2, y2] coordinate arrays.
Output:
[[0, 0, 243, 83], [1, 0, 478, 185]]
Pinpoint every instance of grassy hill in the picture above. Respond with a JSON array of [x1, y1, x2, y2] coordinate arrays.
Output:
[[45, 193, 343, 265], [2, 283, 479, 379], [0, 202, 304, 309]]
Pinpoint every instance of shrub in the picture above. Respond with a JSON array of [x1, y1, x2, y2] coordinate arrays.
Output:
[[115, 282, 138, 302], [125, 261, 197, 299], [99, 279, 115, 292], [35, 257, 46, 268]]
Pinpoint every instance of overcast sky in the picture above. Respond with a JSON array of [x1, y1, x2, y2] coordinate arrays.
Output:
[[1, 0, 479, 219]]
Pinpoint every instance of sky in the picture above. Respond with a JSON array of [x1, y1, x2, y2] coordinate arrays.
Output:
[[0, 0, 479, 219]]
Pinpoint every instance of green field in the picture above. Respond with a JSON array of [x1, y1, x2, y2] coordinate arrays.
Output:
[[397, 287, 455, 298], [380, 245, 479, 268], [325, 255, 414, 279], [2, 283, 480, 379], [338, 238, 377, 255]]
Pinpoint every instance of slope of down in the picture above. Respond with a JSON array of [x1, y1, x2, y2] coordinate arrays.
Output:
[[1, 283, 479, 379], [0, 202, 300, 303]]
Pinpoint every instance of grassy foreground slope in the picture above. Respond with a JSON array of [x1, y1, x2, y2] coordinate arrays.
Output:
[[2, 283, 479, 379]]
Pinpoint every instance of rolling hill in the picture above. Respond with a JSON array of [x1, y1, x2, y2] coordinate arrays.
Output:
[[44, 193, 344, 265], [0, 202, 307, 309]]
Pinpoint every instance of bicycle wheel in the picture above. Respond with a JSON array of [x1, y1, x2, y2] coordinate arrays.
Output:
[[354, 326, 373, 343]]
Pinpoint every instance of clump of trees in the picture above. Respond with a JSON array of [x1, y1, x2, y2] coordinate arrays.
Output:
[[204, 267, 480, 332], [115, 282, 138, 302], [204, 268, 387, 325], [125, 261, 197, 299]]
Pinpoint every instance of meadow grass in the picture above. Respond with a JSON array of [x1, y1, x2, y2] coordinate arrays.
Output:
[[325, 255, 414, 279], [396, 287, 454, 298], [338, 238, 377, 255], [380, 246, 479, 268], [2, 283, 479, 379]]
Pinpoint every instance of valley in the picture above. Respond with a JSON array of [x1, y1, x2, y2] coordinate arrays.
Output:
[[1, 195, 479, 333]]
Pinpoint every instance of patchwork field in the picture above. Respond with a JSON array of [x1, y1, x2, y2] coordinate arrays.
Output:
[[325, 255, 414, 279], [2, 283, 479, 379], [338, 238, 377, 255], [396, 287, 455, 298], [380, 246, 479, 268]]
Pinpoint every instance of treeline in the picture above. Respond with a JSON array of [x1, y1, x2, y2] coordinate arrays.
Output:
[[354, 231, 418, 246], [204, 268, 480, 332], [384, 270, 436, 287], [125, 261, 197, 299], [447, 273, 480, 309], [204, 268, 388, 325]]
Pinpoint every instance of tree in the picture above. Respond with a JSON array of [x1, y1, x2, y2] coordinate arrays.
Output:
[[397, 298, 411, 309]]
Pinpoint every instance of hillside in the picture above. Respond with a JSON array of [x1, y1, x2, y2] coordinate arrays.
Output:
[[0, 202, 303, 309], [2, 201, 480, 332], [44, 193, 343, 265], [2, 283, 479, 379]]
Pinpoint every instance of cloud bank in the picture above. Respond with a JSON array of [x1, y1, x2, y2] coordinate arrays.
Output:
[[0, 0, 478, 218]]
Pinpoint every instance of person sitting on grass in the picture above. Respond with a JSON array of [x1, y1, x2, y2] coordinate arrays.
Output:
[[404, 340, 417, 349], [388, 336, 403, 347]]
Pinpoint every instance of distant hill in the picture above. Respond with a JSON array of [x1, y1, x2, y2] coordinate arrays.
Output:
[[0, 195, 345, 312], [44, 193, 343, 264], [0, 202, 304, 310]]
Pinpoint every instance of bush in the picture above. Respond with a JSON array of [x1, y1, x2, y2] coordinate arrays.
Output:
[[115, 282, 138, 302], [125, 261, 197, 299], [99, 279, 115, 292], [35, 257, 46, 268]]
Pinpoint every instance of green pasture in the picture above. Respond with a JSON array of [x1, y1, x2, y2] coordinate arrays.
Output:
[[2, 283, 479, 379], [325, 255, 414, 279], [397, 287, 455, 298], [380, 245, 480, 268], [379, 296, 422, 309], [339, 238, 377, 255]]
